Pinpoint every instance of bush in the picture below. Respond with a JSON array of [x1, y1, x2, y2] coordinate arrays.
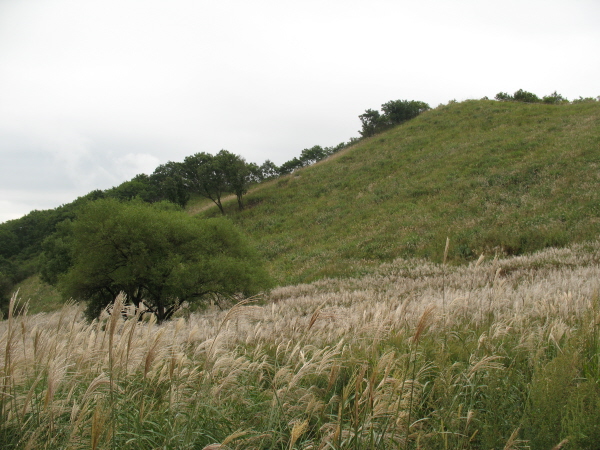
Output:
[[542, 91, 567, 104], [513, 89, 540, 103], [495, 92, 513, 101]]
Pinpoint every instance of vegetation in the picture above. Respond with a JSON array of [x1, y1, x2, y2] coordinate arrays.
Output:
[[40, 199, 272, 322], [2, 242, 600, 448], [494, 89, 598, 105]]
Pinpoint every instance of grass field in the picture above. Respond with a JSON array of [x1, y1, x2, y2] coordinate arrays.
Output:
[[2, 241, 600, 449]]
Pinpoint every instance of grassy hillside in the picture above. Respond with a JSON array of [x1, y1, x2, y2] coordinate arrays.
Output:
[[196, 99, 600, 285]]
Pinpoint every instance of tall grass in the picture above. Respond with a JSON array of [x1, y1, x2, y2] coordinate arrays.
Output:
[[1, 241, 600, 449]]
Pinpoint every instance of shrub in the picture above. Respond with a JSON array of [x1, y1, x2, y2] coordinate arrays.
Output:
[[513, 89, 540, 103], [495, 92, 513, 101], [542, 91, 567, 104]]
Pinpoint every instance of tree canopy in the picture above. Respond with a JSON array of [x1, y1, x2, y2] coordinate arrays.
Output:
[[41, 199, 272, 322]]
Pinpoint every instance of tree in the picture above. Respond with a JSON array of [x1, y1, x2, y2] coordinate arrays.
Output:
[[214, 150, 252, 211], [299, 145, 327, 166], [105, 174, 155, 203], [542, 91, 567, 104], [496, 89, 543, 103], [495, 92, 513, 101], [513, 89, 540, 103], [149, 162, 190, 207], [40, 219, 74, 286], [256, 160, 279, 180], [44, 199, 272, 322], [0, 256, 16, 317], [358, 100, 430, 138], [183, 152, 228, 214], [358, 108, 385, 138], [380, 99, 430, 125], [182, 151, 254, 213], [278, 157, 303, 175], [0, 228, 19, 259]]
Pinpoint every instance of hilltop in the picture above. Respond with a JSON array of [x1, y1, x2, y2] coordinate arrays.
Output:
[[194, 99, 600, 285]]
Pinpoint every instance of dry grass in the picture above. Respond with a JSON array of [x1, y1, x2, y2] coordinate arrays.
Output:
[[1, 241, 600, 449]]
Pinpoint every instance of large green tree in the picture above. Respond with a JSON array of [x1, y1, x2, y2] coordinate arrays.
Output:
[[43, 199, 271, 322]]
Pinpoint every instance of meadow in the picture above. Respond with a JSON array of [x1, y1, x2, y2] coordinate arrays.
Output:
[[2, 240, 600, 449]]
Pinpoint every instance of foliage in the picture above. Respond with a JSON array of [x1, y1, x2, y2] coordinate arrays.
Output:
[[542, 90, 568, 104], [278, 156, 304, 175], [0, 256, 15, 317], [381, 99, 430, 125], [358, 108, 386, 138], [183, 150, 254, 213], [277, 144, 346, 175], [148, 163, 190, 207], [0, 192, 102, 301], [44, 198, 271, 322], [183, 152, 227, 214], [300, 145, 327, 165], [254, 159, 280, 181], [494, 91, 512, 101], [359, 100, 430, 138], [496, 89, 573, 104], [572, 95, 600, 103], [39, 220, 74, 286], [512, 88, 541, 103], [215, 150, 253, 210]]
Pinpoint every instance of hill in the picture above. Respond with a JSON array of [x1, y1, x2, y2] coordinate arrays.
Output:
[[194, 99, 600, 285]]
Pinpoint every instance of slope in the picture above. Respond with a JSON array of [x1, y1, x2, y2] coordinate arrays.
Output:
[[195, 99, 600, 285]]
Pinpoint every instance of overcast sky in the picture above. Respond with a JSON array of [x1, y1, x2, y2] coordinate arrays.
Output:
[[1, 0, 598, 223]]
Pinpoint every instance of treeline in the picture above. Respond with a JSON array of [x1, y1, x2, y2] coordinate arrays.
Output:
[[494, 89, 599, 104], [106, 144, 350, 211]]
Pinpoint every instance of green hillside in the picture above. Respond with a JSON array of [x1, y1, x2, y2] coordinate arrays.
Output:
[[195, 99, 600, 285]]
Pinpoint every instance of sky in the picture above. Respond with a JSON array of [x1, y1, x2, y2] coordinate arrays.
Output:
[[1, 0, 599, 223]]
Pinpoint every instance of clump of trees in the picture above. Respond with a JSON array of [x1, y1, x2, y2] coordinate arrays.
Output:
[[40, 199, 272, 322], [182, 150, 253, 213], [105, 150, 253, 211], [358, 99, 430, 138], [493, 89, 600, 105], [277, 143, 347, 175], [106, 145, 351, 210]]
